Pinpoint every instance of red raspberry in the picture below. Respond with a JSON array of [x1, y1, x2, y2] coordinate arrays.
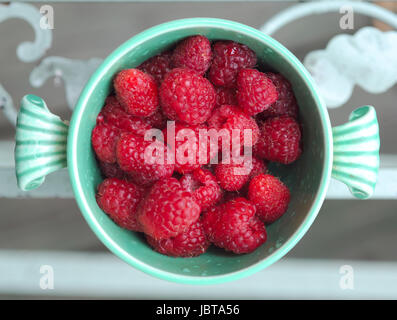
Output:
[[171, 35, 212, 75], [138, 177, 201, 240], [254, 116, 301, 164], [114, 68, 158, 117], [180, 168, 222, 211], [100, 96, 152, 136], [214, 155, 253, 191], [202, 197, 267, 254], [215, 87, 237, 107], [163, 122, 217, 174], [116, 132, 174, 186], [92, 121, 119, 164], [146, 220, 209, 257], [237, 69, 278, 116], [98, 161, 125, 180], [145, 109, 167, 130], [238, 156, 268, 195], [208, 41, 257, 88], [96, 178, 143, 231], [160, 68, 216, 125], [247, 156, 267, 181], [248, 174, 290, 224], [208, 105, 259, 149], [138, 51, 172, 86], [260, 73, 299, 119], [180, 171, 201, 191]]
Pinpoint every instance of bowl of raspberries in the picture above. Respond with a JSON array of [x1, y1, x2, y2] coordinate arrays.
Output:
[[15, 18, 379, 284]]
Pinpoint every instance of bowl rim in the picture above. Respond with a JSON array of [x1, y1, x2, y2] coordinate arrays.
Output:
[[68, 17, 333, 285]]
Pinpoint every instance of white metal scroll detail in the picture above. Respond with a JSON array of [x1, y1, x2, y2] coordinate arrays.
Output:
[[0, 3, 52, 125], [30, 56, 103, 110], [260, 1, 397, 108], [0, 3, 52, 63], [304, 27, 397, 108]]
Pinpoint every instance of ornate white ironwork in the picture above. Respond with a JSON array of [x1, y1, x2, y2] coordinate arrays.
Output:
[[0, 84, 16, 126], [260, 1, 397, 108], [0, 3, 52, 62], [0, 3, 52, 125], [305, 27, 397, 107], [0, 3, 102, 121], [30, 56, 103, 109]]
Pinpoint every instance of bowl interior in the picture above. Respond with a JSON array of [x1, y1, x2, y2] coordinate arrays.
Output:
[[70, 19, 329, 283]]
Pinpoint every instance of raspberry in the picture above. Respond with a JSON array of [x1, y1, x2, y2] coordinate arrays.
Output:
[[215, 87, 237, 107], [248, 174, 290, 223], [138, 51, 172, 86], [92, 121, 119, 163], [260, 73, 299, 119], [114, 68, 158, 117], [202, 197, 267, 254], [96, 178, 143, 231], [207, 105, 259, 148], [171, 35, 212, 75], [237, 156, 268, 195], [145, 109, 167, 130], [116, 132, 174, 186], [99, 161, 125, 180], [163, 122, 214, 174], [237, 69, 278, 116], [146, 220, 209, 257], [160, 68, 216, 125], [247, 156, 267, 181], [254, 116, 301, 164], [208, 41, 257, 88], [180, 168, 222, 211], [100, 96, 152, 136], [214, 155, 253, 191], [138, 177, 201, 240], [180, 171, 201, 192]]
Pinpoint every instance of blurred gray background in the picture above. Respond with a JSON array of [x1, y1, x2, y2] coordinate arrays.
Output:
[[0, 1, 396, 299]]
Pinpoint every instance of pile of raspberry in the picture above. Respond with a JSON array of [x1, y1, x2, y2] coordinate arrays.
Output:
[[92, 35, 302, 257]]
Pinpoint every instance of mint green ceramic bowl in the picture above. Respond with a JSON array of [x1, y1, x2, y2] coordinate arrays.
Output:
[[15, 18, 380, 285]]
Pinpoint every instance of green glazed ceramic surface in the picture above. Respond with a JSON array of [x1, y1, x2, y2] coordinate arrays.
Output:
[[15, 18, 380, 284], [15, 94, 68, 191]]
